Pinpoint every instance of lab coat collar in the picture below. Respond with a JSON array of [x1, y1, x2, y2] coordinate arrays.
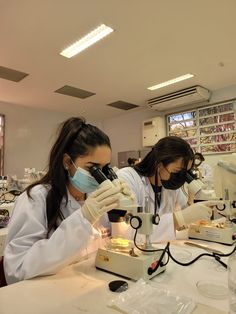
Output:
[[68, 192, 82, 209], [141, 176, 156, 203], [61, 189, 82, 210]]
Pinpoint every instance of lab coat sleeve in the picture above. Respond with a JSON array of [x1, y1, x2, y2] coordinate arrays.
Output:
[[4, 187, 98, 284]]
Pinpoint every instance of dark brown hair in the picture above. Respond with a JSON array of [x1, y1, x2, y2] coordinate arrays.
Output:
[[26, 117, 111, 236], [134, 136, 194, 177]]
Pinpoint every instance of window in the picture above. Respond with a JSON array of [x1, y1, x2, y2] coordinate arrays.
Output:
[[167, 101, 236, 154]]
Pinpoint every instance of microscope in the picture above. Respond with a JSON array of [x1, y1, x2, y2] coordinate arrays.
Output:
[[185, 170, 216, 201], [90, 165, 166, 281], [188, 155, 236, 245]]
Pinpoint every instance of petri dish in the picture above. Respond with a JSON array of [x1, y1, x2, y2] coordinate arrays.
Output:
[[196, 280, 228, 299], [104, 237, 133, 252]]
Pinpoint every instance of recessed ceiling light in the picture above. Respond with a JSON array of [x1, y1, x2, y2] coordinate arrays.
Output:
[[60, 24, 114, 58], [147, 74, 194, 91]]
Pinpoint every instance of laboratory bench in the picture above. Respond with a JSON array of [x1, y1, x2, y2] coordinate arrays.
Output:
[[0, 239, 231, 314]]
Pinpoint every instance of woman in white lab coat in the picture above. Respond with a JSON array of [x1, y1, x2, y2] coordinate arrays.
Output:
[[3, 117, 130, 285], [117, 136, 221, 242]]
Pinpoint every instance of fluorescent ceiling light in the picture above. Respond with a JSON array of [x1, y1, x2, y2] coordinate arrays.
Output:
[[60, 24, 114, 58], [147, 74, 194, 90]]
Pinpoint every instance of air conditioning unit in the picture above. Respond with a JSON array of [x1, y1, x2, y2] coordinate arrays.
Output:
[[142, 116, 166, 147], [147, 85, 211, 111]]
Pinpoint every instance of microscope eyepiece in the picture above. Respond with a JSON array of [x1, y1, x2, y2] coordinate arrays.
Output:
[[102, 165, 118, 181], [185, 170, 197, 184], [89, 166, 108, 184]]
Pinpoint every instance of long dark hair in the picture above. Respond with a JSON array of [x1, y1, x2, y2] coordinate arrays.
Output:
[[134, 136, 194, 177], [26, 117, 111, 236]]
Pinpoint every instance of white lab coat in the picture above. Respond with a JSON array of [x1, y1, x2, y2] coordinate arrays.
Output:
[[116, 167, 187, 242], [4, 184, 108, 284]]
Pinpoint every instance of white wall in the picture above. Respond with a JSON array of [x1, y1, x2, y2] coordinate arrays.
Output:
[[102, 84, 236, 167], [0, 101, 83, 177], [210, 84, 236, 104], [102, 109, 166, 166], [1, 101, 74, 177]]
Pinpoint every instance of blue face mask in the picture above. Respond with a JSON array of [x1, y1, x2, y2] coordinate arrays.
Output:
[[69, 162, 99, 193]]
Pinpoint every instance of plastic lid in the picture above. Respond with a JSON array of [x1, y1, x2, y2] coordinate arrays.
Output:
[[109, 280, 128, 292], [196, 280, 228, 299]]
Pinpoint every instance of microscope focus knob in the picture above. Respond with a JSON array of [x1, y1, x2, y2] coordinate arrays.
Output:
[[152, 214, 160, 225], [124, 213, 133, 224], [216, 203, 226, 211], [130, 216, 142, 230]]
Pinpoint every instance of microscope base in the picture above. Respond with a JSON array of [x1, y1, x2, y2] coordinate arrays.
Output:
[[188, 219, 236, 245], [95, 247, 166, 281]]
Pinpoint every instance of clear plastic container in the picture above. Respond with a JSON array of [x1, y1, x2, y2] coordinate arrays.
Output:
[[108, 278, 196, 314], [196, 280, 228, 299]]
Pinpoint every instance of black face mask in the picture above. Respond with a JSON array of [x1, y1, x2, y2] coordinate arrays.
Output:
[[161, 169, 187, 190]]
